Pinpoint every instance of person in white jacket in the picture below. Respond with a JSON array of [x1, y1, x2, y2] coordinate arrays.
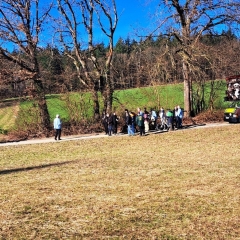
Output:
[[177, 106, 183, 129], [53, 114, 62, 140]]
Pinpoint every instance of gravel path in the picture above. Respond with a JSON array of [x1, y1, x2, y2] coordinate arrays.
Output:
[[0, 122, 231, 147]]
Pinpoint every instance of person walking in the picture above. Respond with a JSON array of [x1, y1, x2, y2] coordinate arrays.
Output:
[[166, 109, 173, 130], [136, 111, 144, 136], [150, 108, 157, 130], [107, 113, 113, 136], [158, 107, 166, 130], [101, 110, 108, 135], [112, 112, 119, 135], [125, 109, 132, 136], [54, 114, 62, 140], [129, 111, 136, 136], [177, 105, 183, 128], [173, 106, 178, 130], [137, 107, 143, 115], [143, 107, 149, 133]]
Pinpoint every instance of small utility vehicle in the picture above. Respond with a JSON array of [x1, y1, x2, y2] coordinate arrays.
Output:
[[223, 75, 240, 121], [229, 107, 240, 123], [224, 101, 240, 121]]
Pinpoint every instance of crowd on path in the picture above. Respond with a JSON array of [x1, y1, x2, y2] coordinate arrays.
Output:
[[101, 112, 119, 136], [101, 106, 184, 137], [52, 106, 183, 140]]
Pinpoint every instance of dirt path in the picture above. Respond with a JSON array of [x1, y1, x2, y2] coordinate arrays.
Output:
[[0, 122, 231, 147]]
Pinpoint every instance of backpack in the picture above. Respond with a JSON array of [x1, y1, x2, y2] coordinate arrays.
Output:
[[166, 110, 173, 117]]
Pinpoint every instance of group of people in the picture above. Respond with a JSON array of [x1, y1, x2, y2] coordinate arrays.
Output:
[[101, 111, 119, 136], [53, 105, 184, 139], [123, 106, 183, 136], [160, 105, 184, 130], [124, 108, 155, 136]]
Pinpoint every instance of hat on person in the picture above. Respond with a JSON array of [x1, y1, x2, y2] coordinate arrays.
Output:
[[56, 114, 59, 117]]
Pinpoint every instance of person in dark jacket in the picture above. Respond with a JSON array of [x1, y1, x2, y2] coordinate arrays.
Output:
[[107, 113, 113, 136], [173, 106, 178, 130], [112, 112, 119, 135], [125, 109, 132, 136], [136, 111, 144, 136], [130, 111, 136, 136], [101, 110, 108, 135]]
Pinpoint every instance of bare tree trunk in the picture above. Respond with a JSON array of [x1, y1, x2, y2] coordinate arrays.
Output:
[[183, 61, 191, 117], [92, 90, 100, 120], [105, 71, 113, 113], [34, 77, 51, 134]]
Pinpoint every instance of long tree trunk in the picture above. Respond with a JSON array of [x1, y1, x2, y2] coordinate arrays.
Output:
[[34, 77, 51, 135], [183, 61, 191, 117], [105, 72, 113, 113], [92, 90, 100, 120]]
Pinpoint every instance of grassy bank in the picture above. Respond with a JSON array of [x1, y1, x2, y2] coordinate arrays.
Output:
[[0, 100, 19, 134], [0, 124, 239, 239]]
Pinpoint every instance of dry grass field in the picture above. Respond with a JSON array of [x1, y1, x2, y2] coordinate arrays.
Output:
[[0, 125, 239, 239]]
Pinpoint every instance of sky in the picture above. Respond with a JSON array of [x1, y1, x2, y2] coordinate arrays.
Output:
[[113, 0, 157, 42], [48, 0, 159, 47], [56, 0, 158, 46], [0, 0, 157, 51], [2, 0, 237, 50], [90, 0, 238, 45]]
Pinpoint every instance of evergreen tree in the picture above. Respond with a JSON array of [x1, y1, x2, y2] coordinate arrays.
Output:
[[115, 37, 127, 53]]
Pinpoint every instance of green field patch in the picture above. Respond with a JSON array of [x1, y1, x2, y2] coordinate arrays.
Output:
[[0, 102, 19, 133]]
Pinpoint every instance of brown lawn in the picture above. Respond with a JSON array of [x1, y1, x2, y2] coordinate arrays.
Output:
[[0, 124, 239, 239]]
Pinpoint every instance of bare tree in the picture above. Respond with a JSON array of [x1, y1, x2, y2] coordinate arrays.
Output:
[[0, 0, 52, 134], [94, 0, 118, 113], [150, 0, 240, 116], [56, 0, 118, 118]]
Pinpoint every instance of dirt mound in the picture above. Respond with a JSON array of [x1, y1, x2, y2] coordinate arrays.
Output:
[[183, 109, 224, 125]]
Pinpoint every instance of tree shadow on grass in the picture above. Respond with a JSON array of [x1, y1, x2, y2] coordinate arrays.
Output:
[[0, 160, 78, 175]]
